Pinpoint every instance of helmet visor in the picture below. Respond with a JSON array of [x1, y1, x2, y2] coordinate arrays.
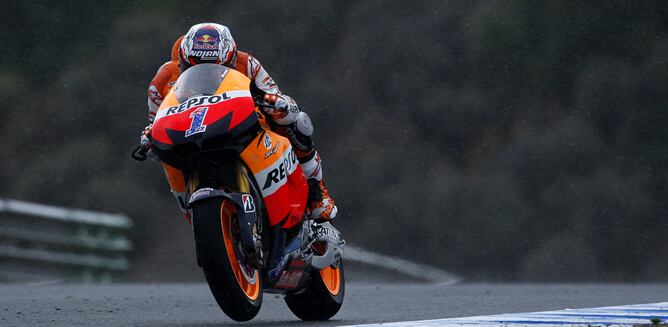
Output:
[[173, 63, 229, 103]]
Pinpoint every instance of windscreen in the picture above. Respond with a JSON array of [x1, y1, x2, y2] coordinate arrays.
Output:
[[173, 63, 229, 103]]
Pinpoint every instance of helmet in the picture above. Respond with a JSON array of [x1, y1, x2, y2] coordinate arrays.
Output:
[[178, 23, 237, 72]]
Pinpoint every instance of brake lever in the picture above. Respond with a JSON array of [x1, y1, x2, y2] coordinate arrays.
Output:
[[254, 102, 278, 110], [131, 146, 148, 161]]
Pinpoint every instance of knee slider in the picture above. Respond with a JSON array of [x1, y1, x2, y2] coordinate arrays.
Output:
[[295, 112, 314, 136]]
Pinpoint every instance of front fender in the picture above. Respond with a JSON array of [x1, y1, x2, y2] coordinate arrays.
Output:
[[189, 187, 258, 253]]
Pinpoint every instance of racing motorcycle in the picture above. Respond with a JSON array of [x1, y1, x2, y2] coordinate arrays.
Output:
[[131, 64, 345, 322]]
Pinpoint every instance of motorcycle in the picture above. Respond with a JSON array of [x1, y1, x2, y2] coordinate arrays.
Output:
[[131, 63, 345, 322]]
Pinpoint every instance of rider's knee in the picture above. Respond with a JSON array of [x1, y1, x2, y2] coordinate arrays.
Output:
[[295, 112, 314, 137]]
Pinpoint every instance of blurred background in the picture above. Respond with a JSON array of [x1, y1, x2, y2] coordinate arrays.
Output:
[[1, 0, 667, 282]]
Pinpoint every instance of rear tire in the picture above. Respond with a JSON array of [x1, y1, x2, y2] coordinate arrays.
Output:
[[193, 198, 262, 322], [284, 261, 345, 321]]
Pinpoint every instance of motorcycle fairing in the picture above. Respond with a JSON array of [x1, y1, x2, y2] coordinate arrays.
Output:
[[269, 241, 312, 291], [240, 130, 308, 229], [152, 91, 255, 145]]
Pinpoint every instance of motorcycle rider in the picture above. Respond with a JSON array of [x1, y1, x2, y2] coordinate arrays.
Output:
[[142, 23, 337, 223]]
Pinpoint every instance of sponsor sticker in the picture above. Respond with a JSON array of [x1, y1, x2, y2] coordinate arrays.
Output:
[[262, 150, 298, 191], [193, 34, 219, 50], [190, 187, 215, 202], [242, 194, 256, 213], [185, 107, 208, 137], [191, 50, 220, 59], [263, 134, 272, 149], [264, 144, 278, 159], [154, 90, 251, 122], [275, 270, 304, 289], [269, 254, 291, 280]]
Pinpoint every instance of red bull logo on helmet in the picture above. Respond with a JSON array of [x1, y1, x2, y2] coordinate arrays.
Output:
[[192, 26, 220, 50], [194, 34, 217, 43], [193, 34, 219, 50]]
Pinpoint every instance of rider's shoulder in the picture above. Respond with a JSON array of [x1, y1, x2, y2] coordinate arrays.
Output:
[[153, 61, 179, 78], [236, 50, 250, 64], [157, 60, 178, 71], [235, 51, 265, 79]]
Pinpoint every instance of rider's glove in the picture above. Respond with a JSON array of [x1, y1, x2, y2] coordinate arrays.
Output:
[[262, 94, 299, 125], [262, 94, 288, 120], [140, 124, 153, 151], [140, 124, 160, 163]]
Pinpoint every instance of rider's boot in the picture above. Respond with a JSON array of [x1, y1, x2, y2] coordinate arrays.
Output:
[[299, 151, 337, 222]]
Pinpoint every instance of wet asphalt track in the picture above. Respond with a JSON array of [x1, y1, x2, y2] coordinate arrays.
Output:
[[2, 283, 668, 326]]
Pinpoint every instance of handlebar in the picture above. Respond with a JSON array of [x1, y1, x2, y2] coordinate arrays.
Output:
[[254, 102, 279, 110]]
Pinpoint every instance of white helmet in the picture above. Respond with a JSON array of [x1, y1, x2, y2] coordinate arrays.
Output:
[[179, 23, 237, 72]]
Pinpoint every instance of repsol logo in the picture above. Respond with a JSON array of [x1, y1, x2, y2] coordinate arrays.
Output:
[[165, 94, 231, 116], [263, 151, 298, 190]]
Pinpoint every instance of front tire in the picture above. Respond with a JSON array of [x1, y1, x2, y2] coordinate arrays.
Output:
[[193, 198, 262, 322], [284, 261, 345, 321]]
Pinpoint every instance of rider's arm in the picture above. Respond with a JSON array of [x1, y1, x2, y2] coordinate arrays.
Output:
[[242, 54, 301, 125], [147, 61, 179, 122], [244, 54, 282, 98]]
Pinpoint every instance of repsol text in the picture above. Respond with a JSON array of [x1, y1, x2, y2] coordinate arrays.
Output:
[[165, 93, 231, 116], [263, 150, 298, 190]]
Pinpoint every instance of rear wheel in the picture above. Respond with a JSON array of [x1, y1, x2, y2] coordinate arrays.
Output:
[[193, 198, 262, 322], [284, 261, 345, 321]]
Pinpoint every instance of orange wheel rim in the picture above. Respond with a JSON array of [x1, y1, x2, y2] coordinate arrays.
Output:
[[319, 266, 341, 296], [221, 200, 261, 301]]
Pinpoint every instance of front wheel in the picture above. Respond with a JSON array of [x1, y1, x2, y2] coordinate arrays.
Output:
[[193, 198, 262, 322], [284, 261, 345, 321]]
